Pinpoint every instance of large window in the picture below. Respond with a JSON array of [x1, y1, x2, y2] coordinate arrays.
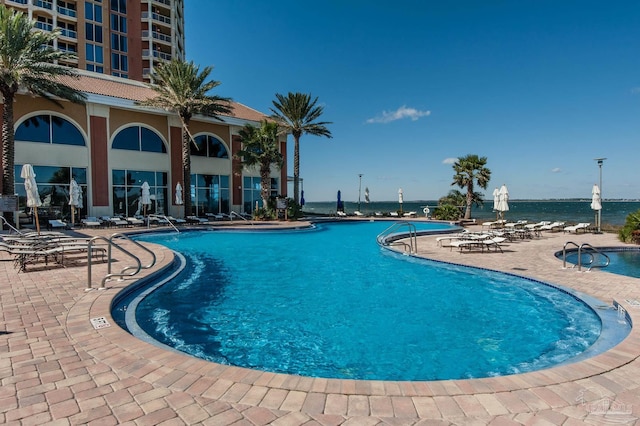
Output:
[[190, 134, 229, 158], [110, 0, 128, 78], [191, 174, 229, 216], [243, 177, 278, 213], [112, 126, 167, 153], [85, 0, 103, 73], [14, 165, 87, 219], [112, 169, 167, 217], [15, 115, 85, 146]]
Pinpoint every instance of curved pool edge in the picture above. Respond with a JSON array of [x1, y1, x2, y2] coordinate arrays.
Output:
[[63, 224, 640, 423]]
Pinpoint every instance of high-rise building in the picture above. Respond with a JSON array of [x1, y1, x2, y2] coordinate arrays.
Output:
[[1, 0, 185, 82]]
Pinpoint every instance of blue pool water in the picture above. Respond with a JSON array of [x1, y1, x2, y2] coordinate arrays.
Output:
[[561, 247, 640, 278], [116, 221, 605, 381]]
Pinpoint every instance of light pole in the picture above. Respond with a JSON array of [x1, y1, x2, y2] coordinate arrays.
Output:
[[358, 174, 363, 211], [595, 158, 606, 233]]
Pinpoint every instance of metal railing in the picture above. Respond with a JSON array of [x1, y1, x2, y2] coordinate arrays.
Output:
[[376, 221, 418, 254], [0, 216, 21, 235], [86, 233, 157, 290], [147, 215, 180, 233], [562, 241, 610, 272]]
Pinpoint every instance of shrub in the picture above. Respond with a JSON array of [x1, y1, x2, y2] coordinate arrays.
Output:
[[432, 204, 461, 221], [618, 209, 640, 243]]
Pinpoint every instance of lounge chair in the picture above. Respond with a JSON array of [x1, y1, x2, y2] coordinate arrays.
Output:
[[403, 211, 417, 217], [353, 211, 364, 217], [539, 221, 565, 232], [564, 223, 591, 233], [186, 215, 208, 224], [167, 216, 187, 225], [100, 216, 129, 227], [389, 212, 399, 217], [48, 219, 68, 230], [126, 217, 144, 226], [81, 217, 103, 228], [336, 211, 347, 217], [481, 236, 507, 252]]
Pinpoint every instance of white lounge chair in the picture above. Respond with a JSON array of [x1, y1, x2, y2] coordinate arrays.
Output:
[[186, 215, 208, 224], [564, 223, 590, 233], [336, 211, 347, 217], [126, 217, 144, 226], [389, 212, 399, 217], [48, 219, 68, 230], [353, 211, 364, 217], [539, 221, 565, 232], [403, 211, 417, 217], [81, 217, 103, 228]]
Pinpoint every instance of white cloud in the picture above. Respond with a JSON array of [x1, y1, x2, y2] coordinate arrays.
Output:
[[366, 105, 431, 124], [442, 158, 457, 165], [551, 167, 562, 173]]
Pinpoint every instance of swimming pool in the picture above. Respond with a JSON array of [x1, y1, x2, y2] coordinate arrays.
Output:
[[559, 247, 640, 278], [114, 221, 610, 381]]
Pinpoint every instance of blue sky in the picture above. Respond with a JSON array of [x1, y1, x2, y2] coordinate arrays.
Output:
[[185, 1, 640, 202]]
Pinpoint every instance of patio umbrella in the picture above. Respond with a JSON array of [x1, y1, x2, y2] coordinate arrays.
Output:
[[300, 190, 305, 206], [590, 184, 602, 211], [398, 188, 403, 213], [21, 164, 41, 234], [492, 187, 500, 220], [175, 182, 183, 205], [365, 187, 370, 203], [337, 190, 343, 212], [141, 181, 151, 216], [69, 178, 80, 226], [496, 184, 509, 220]]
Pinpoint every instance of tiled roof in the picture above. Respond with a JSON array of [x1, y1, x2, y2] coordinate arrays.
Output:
[[57, 72, 267, 123]]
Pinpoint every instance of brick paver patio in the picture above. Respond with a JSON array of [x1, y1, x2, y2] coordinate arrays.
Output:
[[1, 222, 639, 425]]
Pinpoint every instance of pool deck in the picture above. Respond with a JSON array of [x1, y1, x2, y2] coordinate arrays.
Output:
[[1, 221, 640, 425]]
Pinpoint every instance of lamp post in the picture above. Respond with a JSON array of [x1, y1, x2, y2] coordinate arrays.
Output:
[[358, 174, 363, 211], [595, 158, 606, 233]]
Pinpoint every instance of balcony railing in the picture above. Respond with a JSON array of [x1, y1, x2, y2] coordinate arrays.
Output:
[[153, 0, 171, 6], [6, 0, 28, 5], [141, 11, 172, 25], [57, 6, 77, 18], [141, 30, 172, 44], [60, 28, 77, 39], [34, 0, 53, 10], [35, 21, 54, 32], [142, 49, 172, 61]]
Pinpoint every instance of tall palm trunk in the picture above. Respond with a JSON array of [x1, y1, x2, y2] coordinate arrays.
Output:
[[293, 134, 300, 204], [1, 92, 16, 224], [465, 183, 474, 219], [181, 122, 192, 216]]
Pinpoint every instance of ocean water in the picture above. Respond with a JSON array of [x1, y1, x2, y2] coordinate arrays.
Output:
[[303, 200, 640, 226]]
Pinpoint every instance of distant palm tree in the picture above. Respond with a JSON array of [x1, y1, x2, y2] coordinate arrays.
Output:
[[0, 5, 86, 221], [139, 59, 232, 216], [451, 154, 491, 219], [236, 120, 283, 211], [270, 92, 332, 204]]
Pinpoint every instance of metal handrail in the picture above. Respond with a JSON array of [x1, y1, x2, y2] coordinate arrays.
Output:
[[230, 211, 248, 221], [86, 233, 156, 290], [147, 215, 180, 233], [0, 216, 20, 234], [562, 241, 579, 268], [578, 243, 610, 272], [377, 221, 418, 254]]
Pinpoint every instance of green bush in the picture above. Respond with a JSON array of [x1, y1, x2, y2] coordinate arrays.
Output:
[[618, 209, 640, 243], [432, 204, 461, 221]]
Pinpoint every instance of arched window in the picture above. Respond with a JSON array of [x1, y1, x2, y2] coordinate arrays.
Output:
[[190, 134, 228, 158], [112, 125, 166, 153], [15, 114, 85, 146]]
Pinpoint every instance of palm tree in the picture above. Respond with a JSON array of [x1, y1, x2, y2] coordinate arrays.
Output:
[[270, 92, 332, 204], [451, 154, 491, 219], [236, 120, 283, 212], [0, 5, 86, 221], [139, 59, 232, 216]]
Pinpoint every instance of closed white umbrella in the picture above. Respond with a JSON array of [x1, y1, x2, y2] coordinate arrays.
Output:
[[398, 188, 404, 213], [21, 164, 41, 234], [492, 187, 500, 219], [364, 187, 370, 203], [496, 184, 509, 220], [590, 184, 601, 211], [141, 181, 151, 216], [69, 178, 80, 226], [175, 182, 183, 205]]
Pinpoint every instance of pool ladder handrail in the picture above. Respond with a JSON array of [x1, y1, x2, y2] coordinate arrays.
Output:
[[562, 241, 610, 272], [147, 214, 180, 233], [86, 233, 157, 290], [377, 221, 418, 254]]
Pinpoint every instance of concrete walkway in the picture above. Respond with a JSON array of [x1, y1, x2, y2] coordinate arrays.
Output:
[[1, 223, 639, 425]]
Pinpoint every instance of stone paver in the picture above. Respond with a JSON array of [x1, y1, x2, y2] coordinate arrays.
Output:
[[1, 221, 639, 425]]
